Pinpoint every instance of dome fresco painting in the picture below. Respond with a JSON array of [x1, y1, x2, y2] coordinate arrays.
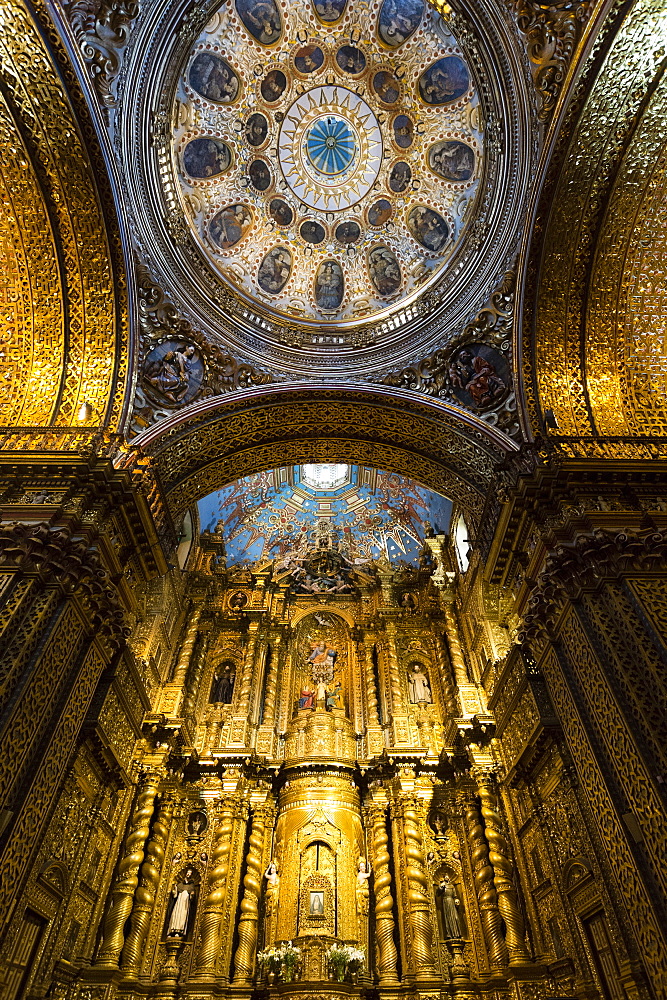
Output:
[[198, 464, 452, 567], [173, 0, 482, 324]]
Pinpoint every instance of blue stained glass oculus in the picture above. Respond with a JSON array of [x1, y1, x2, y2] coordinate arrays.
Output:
[[305, 115, 357, 176]]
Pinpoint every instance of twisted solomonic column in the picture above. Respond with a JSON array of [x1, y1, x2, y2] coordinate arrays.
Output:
[[399, 795, 438, 981], [172, 606, 203, 685], [384, 624, 408, 722], [461, 790, 507, 970], [193, 797, 236, 979], [96, 772, 160, 968], [476, 771, 531, 966], [233, 803, 273, 983], [261, 638, 280, 725], [121, 793, 174, 974], [365, 803, 399, 984]]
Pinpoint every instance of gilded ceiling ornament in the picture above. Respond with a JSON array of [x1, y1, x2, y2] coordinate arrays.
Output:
[[61, 0, 140, 106], [511, 0, 593, 121]]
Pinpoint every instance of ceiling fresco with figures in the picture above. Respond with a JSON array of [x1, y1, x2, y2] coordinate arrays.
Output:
[[172, 0, 482, 325], [197, 463, 452, 566]]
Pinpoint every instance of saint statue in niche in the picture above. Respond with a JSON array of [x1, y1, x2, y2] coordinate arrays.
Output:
[[265, 860, 280, 887], [299, 687, 315, 710], [166, 867, 199, 938], [438, 874, 463, 938], [210, 662, 236, 703], [326, 682, 343, 710], [407, 663, 432, 703]]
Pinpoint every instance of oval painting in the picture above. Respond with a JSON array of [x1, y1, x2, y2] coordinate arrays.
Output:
[[295, 44, 324, 74], [372, 70, 400, 104], [300, 219, 326, 244], [419, 56, 470, 105], [368, 245, 401, 296], [393, 114, 413, 148], [189, 53, 240, 103], [336, 45, 366, 74], [142, 341, 204, 406], [209, 204, 253, 249], [235, 0, 282, 44], [389, 161, 411, 193], [260, 69, 287, 102], [378, 0, 423, 47], [407, 205, 449, 253], [368, 198, 393, 227], [428, 140, 475, 181], [245, 112, 268, 147], [448, 343, 511, 410], [258, 246, 292, 294], [269, 198, 293, 227], [313, 0, 346, 20], [315, 260, 344, 310], [183, 137, 232, 178], [335, 220, 361, 244], [249, 159, 271, 191]]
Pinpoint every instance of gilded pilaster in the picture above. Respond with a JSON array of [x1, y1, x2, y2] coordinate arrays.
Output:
[[475, 770, 530, 966], [96, 772, 160, 969], [462, 789, 507, 970], [365, 802, 399, 985], [262, 636, 280, 725], [193, 796, 236, 979], [233, 801, 274, 983], [121, 792, 173, 974], [443, 605, 468, 687], [434, 628, 460, 718]]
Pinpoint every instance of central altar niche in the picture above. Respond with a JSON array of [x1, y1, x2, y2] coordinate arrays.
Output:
[[268, 768, 367, 981], [284, 611, 357, 762]]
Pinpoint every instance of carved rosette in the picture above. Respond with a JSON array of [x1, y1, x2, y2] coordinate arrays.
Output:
[[366, 803, 399, 984], [96, 773, 160, 968]]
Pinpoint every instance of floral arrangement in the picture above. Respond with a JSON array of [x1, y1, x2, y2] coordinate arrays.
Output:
[[326, 943, 365, 981], [258, 941, 302, 982]]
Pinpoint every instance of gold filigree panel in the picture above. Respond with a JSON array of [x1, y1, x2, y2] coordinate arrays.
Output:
[[530, 0, 667, 443], [0, 0, 123, 431], [587, 71, 667, 435]]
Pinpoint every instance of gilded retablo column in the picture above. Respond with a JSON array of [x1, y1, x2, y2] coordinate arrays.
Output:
[[194, 797, 236, 979], [96, 772, 160, 968], [395, 794, 438, 981], [366, 802, 399, 984], [233, 802, 273, 983]]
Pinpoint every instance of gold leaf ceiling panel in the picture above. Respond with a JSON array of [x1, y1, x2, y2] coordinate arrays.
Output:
[[0, 0, 125, 434], [527, 0, 667, 447]]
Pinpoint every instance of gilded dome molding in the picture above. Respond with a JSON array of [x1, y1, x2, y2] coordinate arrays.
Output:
[[116, 0, 536, 379]]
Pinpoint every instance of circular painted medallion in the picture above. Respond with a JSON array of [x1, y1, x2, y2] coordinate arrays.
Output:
[[278, 86, 382, 211]]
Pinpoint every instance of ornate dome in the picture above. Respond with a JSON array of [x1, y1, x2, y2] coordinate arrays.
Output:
[[171, 0, 482, 324], [123, 0, 533, 376]]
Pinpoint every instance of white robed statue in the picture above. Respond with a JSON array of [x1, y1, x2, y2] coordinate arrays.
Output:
[[167, 867, 197, 937]]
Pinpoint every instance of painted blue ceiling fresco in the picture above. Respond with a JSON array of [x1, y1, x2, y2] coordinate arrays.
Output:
[[197, 464, 452, 567]]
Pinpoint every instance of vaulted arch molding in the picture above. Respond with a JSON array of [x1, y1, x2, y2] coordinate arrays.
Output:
[[0, 0, 129, 439], [130, 384, 516, 521], [518, 0, 667, 456]]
